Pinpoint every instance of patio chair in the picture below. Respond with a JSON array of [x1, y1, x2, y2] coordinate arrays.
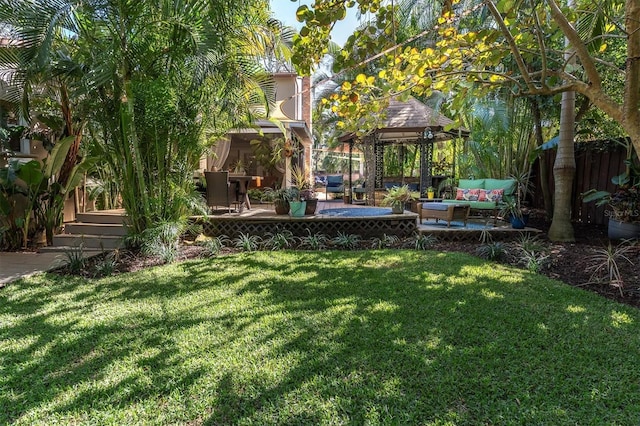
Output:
[[325, 175, 344, 200], [204, 171, 240, 213]]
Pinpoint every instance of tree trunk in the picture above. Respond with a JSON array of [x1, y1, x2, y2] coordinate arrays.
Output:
[[548, 0, 576, 242], [548, 91, 576, 241], [623, 0, 640, 158]]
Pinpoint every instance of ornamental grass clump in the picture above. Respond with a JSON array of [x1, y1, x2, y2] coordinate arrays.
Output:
[[587, 242, 636, 296], [298, 230, 328, 250]]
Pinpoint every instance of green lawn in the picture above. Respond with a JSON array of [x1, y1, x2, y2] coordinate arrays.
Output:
[[1, 250, 639, 424]]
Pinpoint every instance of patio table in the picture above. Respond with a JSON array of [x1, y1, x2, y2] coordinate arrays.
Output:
[[229, 175, 261, 210]]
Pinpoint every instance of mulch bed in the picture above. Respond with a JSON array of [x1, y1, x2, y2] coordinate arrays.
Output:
[[59, 215, 640, 309], [432, 217, 640, 308]]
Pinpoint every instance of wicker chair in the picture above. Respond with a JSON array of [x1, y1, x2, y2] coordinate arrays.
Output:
[[204, 171, 240, 213]]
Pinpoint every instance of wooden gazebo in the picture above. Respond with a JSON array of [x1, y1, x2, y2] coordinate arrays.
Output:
[[340, 96, 469, 204]]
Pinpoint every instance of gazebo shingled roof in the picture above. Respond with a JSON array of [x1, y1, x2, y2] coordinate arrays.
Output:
[[380, 97, 458, 133], [340, 97, 468, 143]]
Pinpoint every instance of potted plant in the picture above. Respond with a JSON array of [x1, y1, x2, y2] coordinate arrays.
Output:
[[381, 184, 415, 214], [230, 159, 247, 175], [500, 199, 529, 229], [300, 188, 317, 215], [288, 187, 306, 217], [499, 172, 532, 228], [291, 165, 317, 215], [265, 187, 291, 215], [584, 175, 640, 239], [427, 186, 435, 199]]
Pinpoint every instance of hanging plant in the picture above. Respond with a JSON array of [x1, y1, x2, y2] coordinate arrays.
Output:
[[283, 139, 294, 157]]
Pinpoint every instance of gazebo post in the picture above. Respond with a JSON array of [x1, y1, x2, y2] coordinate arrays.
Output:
[[363, 134, 377, 206], [348, 139, 353, 204], [419, 130, 434, 197], [399, 143, 405, 186]]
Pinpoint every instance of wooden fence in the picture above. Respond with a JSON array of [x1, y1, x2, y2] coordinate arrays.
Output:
[[531, 140, 635, 225]]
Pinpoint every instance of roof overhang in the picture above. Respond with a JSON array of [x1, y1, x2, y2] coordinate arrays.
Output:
[[227, 119, 312, 145]]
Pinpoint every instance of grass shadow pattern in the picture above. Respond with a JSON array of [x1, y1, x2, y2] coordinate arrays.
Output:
[[1, 250, 640, 424]]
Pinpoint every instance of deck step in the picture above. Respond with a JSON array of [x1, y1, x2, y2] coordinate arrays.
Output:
[[76, 211, 127, 225], [64, 222, 127, 237], [52, 234, 124, 250]]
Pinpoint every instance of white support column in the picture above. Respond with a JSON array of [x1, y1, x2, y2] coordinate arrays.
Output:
[[284, 156, 292, 188], [284, 128, 292, 188]]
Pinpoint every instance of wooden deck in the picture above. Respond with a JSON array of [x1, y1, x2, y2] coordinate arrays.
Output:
[[192, 199, 541, 241], [192, 200, 418, 238], [75, 201, 542, 242]]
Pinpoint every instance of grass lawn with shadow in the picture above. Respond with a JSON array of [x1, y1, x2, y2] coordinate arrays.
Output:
[[1, 250, 639, 424]]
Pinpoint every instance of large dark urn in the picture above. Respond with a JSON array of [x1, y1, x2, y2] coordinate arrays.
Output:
[[608, 219, 640, 240]]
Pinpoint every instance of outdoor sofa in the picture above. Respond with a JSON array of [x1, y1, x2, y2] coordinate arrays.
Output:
[[445, 178, 516, 225]]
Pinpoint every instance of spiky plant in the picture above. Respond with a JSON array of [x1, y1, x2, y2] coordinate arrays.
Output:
[[233, 233, 262, 252], [64, 244, 86, 275], [196, 235, 229, 256], [412, 233, 437, 250], [263, 230, 297, 250], [476, 242, 507, 261], [93, 250, 119, 278], [298, 230, 328, 250], [587, 243, 635, 296], [331, 232, 361, 250], [370, 234, 401, 249]]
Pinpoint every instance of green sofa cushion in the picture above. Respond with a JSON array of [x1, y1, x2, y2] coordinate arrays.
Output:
[[447, 199, 497, 210], [484, 178, 516, 195], [458, 178, 485, 189]]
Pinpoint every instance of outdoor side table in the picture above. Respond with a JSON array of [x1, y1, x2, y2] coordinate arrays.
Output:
[[418, 202, 470, 227]]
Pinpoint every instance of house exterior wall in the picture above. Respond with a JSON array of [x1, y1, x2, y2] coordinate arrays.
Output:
[[273, 73, 312, 130], [301, 76, 312, 130], [274, 74, 297, 120]]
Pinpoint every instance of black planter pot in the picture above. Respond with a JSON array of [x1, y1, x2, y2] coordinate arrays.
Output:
[[274, 200, 290, 215], [608, 219, 640, 240], [304, 198, 318, 215]]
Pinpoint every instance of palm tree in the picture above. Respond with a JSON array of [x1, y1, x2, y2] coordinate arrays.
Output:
[[0, 0, 284, 236]]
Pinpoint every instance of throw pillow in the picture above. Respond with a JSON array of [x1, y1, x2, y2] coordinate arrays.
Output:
[[484, 188, 504, 202], [463, 188, 481, 201]]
